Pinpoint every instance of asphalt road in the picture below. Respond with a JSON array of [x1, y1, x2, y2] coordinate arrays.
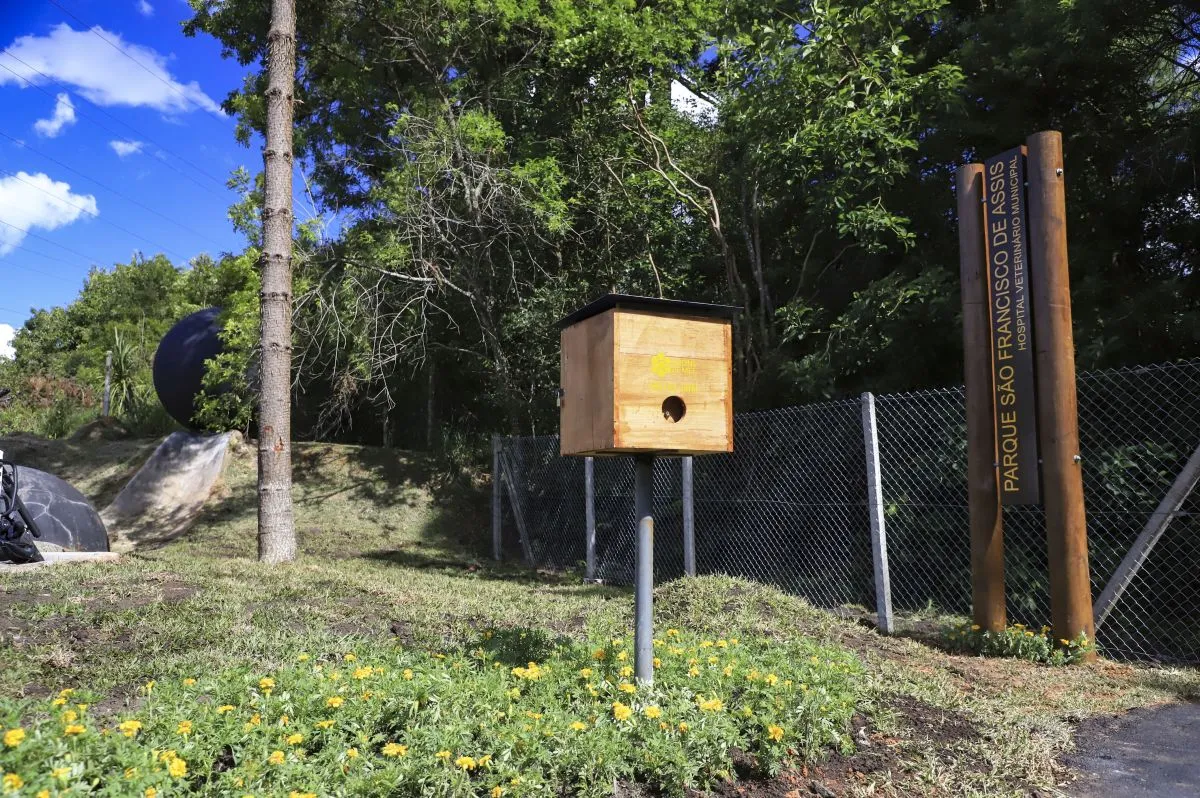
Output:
[[1065, 702, 1200, 797]]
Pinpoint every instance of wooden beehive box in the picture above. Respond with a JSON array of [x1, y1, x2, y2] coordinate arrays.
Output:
[[558, 295, 737, 456]]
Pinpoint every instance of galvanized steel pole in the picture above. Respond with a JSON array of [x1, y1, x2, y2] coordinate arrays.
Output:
[[682, 456, 695, 577], [584, 456, 596, 580], [634, 454, 655, 684]]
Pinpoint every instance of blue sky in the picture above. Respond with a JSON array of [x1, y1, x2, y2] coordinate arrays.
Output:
[[0, 0, 270, 355]]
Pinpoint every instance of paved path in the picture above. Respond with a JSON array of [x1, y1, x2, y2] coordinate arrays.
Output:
[[1065, 702, 1200, 797]]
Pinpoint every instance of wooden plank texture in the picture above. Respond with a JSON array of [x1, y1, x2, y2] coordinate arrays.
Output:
[[612, 310, 732, 454], [560, 310, 614, 455]]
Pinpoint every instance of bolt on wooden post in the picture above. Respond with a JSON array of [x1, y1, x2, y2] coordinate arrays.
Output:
[[558, 295, 736, 683]]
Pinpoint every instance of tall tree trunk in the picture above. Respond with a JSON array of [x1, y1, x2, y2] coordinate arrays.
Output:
[[257, 0, 297, 564]]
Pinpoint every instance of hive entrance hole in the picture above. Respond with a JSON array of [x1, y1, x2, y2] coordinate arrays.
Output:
[[662, 396, 686, 423]]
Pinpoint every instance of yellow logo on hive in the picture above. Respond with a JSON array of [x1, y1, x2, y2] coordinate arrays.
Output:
[[650, 353, 671, 378]]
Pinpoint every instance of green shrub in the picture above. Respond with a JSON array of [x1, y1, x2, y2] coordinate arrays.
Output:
[[944, 621, 1094, 665], [0, 629, 859, 797]]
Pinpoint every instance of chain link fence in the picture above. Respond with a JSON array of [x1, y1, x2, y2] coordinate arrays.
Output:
[[494, 359, 1200, 664]]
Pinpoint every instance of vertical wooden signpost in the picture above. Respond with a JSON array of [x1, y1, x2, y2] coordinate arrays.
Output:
[[957, 131, 1094, 655]]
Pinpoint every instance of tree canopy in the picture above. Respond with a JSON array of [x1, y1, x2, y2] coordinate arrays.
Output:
[[4, 0, 1197, 448]]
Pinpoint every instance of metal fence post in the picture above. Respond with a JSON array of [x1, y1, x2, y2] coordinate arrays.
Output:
[[861, 393, 895, 634], [584, 456, 596, 580], [491, 435, 502, 561], [682, 456, 696, 577]]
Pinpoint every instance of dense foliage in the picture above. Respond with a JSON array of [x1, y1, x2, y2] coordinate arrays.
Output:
[[3, 0, 1197, 447]]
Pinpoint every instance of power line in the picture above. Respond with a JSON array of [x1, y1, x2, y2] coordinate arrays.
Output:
[[0, 129, 230, 250], [1, 170, 191, 261], [0, 49, 231, 192], [0, 217, 104, 264], [4, 260, 80, 284], [0, 59, 230, 201], [44, 0, 229, 124]]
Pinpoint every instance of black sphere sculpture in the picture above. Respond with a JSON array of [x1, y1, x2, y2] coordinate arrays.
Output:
[[153, 307, 224, 430], [16, 466, 109, 553]]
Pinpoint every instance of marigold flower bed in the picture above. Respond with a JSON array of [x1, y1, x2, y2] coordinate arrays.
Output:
[[0, 629, 858, 797]]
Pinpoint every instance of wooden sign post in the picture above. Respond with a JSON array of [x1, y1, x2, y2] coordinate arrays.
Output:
[[558, 294, 736, 683], [957, 131, 1094, 654]]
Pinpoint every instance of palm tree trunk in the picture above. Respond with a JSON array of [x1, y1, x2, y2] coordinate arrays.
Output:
[[257, 0, 297, 564]]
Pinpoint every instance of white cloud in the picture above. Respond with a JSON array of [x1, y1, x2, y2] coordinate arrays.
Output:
[[137, 0, 154, 16], [0, 172, 97, 256], [0, 324, 14, 360], [0, 24, 223, 115], [33, 93, 76, 138], [109, 139, 144, 157]]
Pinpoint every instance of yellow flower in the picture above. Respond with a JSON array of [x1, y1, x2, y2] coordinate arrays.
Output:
[[643, 706, 662, 719], [616, 651, 628, 662], [314, 719, 335, 729], [63, 724, 85, 736], [268, 750, 285, 765], [768, 725, 784, 741], [289, 793, 316, 798], [287, 733, 304, 745], [182, 678, 197, 686], [579, 668, 593, 678], [612, 638, 624, 646], [2, 729, 24, 748], [383, 742, 408, 758], [177, 720, 193, 736], [618, 683, 636, 694], [2, 773, 22, 791], [259, 677, 275, 691], [455, 756, 477, 770], [297, 653, 310, 662], [217, 705, 236, 714], [326, 696, 344, 708], [570, 721, 587, 731], [708, 656, 719, 665], [970, 624, 981, 631], [51, 698, 67, 707], [592, 648, 607, 661], [143, 680, 155, 694], [619, 666, 633, 677], [353, 666, 372, 680], [666, 628, 680, 637], [729, 638, 739, 645], [1060, 639, 1072, 646], [612, 702, 633, 721], [699, 697, 724, 712], [52, 767, 70, 780], [168, 758, 188, 778], [765, 673, 779, 686], [343, 653, 357, 662], [741, 706, 754, 718], [435, 750, 451, 760], [716, 639, 728, 648], [491, 788, 504, 798], [700, 640, 714, 648], [722, 666, 733, 677], [38, 791, 49, 798], [143, 789, 156, 798], [678, 722, 689, 733], [653, 657, 662, 668], [346, 747, 359, 758], [688, 666, 700, 677]]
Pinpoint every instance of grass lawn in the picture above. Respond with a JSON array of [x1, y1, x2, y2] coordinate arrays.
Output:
[[0, 434, 1197, 797]]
